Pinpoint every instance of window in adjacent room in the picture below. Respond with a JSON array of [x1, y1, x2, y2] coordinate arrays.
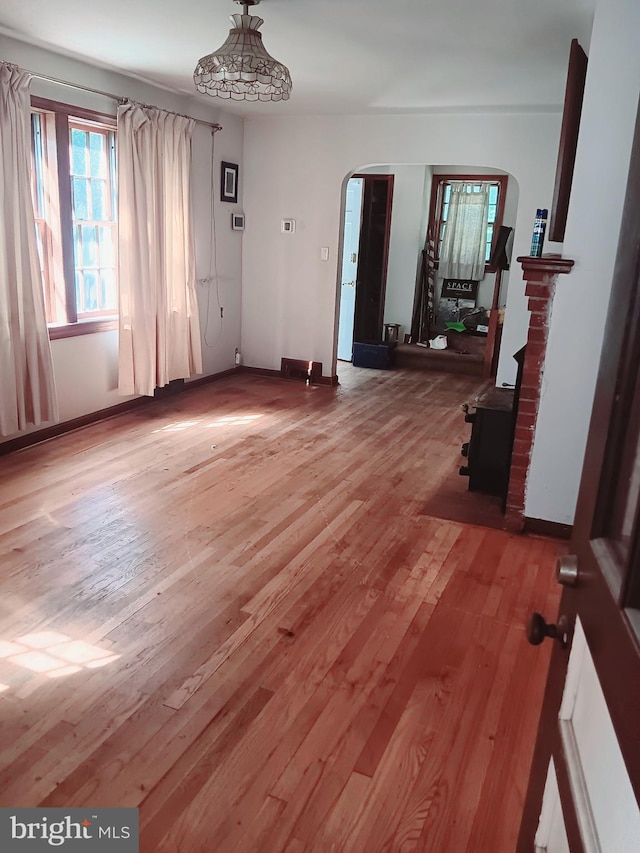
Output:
[[30, 98, 118, 336], [428, 174, 508, 272]]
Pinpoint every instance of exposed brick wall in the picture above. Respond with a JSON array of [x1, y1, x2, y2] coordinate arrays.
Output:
[[504, 255, 574, 532]]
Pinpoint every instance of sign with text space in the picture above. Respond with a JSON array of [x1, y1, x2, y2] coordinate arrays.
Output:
[[0, 809, 138, 851], [441, 279, 479, 301]]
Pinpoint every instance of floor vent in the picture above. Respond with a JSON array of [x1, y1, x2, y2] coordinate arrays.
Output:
[[280, 358, 323, 384]]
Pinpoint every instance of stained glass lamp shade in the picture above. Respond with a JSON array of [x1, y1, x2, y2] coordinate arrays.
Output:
[[194, 0, 292, 102]]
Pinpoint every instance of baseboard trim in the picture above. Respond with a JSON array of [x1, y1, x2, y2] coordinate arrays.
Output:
[[524, 516, 573, 540], [241, 365, 337, 386], [240, 366, 282, 379], [185, 367, 239, 388], [316, 374, 339, 386], [0, 368, 241, 457]]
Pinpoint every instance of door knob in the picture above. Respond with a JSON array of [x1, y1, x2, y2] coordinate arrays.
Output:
[[556, 554, 578, 586], [526, 613, 570, 648]]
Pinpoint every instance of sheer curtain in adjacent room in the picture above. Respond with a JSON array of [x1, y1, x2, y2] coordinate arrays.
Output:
[[439, 182, 490, 281]]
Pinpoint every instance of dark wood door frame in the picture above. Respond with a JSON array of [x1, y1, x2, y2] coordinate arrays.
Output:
[[352, 173, 394, 342], [425, 173, 509, 377], [518, 91, 640, 851]]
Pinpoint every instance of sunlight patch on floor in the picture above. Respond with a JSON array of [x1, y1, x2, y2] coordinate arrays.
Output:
[[0, 631, 120, 689], [205, 414, 263, 428], [152, 419, 203, 433], [151, 413, 264, 434]]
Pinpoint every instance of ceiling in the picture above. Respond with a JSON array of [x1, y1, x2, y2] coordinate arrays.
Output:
[[0, 0, 596, 116]]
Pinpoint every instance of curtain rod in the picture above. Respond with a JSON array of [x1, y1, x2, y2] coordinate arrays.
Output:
[[24, 68, 223, 132]]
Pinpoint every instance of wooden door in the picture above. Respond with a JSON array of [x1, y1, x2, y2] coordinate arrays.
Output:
[[352, 174, 393, 342], [518, 104, 640, 850]]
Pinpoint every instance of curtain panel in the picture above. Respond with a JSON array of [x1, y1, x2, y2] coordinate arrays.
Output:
[[0, 62, 58, 436], [117, 103, 202, 397], [439, 183, 490, 281]]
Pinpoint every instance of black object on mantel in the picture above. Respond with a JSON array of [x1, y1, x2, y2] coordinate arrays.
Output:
[[490, 225, 513, 271]]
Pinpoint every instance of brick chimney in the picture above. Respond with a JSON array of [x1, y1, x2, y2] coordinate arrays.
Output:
[[504, 255, 574, 531]]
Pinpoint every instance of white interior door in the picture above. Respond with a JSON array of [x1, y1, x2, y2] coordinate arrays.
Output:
[[532, 619, 640, 852], [337, 177, 363, 362]]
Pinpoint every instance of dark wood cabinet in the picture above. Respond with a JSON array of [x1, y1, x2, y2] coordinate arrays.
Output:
[[459, 387, 515, 498]]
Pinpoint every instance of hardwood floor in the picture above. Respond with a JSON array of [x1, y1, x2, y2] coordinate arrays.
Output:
[[0, 364, 562, 851]]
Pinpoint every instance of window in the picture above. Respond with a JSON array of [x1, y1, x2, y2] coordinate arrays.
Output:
[[428, 174, 508, 272], [30, 98, 117, 336]]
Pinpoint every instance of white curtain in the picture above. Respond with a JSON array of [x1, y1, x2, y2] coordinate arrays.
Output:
[[440, 183, 490, 281], [0, 63, 58, 436], [117, 103, 202, 397]]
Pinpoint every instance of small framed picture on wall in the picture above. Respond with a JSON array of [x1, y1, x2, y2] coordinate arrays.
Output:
[[220, 161, 239, 203]]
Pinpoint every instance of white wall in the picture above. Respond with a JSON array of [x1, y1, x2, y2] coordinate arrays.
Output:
[[525, 0, 640, 524], [0, 33, 243, 443], [191, 121, 244, 378], [241, 111, 562, 381]]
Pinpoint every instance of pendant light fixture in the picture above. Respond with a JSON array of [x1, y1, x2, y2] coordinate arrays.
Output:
[[194, 0, 292, 102]]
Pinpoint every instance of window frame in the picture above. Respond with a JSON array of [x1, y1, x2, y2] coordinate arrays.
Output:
[[426, 173, 509, 274], [30, 97, 118, 340]]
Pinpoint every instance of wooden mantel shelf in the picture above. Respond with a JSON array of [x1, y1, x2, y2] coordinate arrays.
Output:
[[516, 254, 575, 280]]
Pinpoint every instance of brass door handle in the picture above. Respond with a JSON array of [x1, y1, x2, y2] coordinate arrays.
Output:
[[556, 554, 578, 586]]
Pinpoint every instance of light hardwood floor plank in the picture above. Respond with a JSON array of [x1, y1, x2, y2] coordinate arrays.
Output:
[[0, 365, 562, 851]]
